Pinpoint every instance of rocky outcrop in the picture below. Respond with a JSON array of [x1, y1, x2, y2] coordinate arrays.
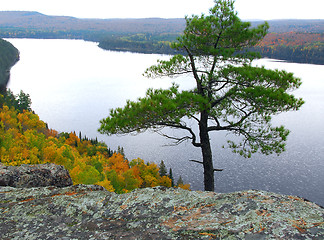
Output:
[[0, 163, 73, 188], [0, 185, 323, 239]]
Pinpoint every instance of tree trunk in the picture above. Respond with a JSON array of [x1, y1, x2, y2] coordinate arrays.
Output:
[[199, 111, 215, 192]]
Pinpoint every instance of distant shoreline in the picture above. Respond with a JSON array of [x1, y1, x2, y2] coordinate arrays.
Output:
[[0, 39, 19, 92]]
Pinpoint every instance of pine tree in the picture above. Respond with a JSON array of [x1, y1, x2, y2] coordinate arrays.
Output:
[[117, 146, 125, 156], [177, 176, 184, 186], [99, 0, 304, 192], [159, 160, 167, 177], [169, 168, 174, 187]]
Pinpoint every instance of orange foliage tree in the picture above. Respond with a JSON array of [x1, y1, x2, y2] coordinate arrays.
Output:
[[0, 98, 184, 193]]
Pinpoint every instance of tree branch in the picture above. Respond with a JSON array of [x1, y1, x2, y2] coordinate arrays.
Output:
[[157, 122, 201, 147], [189, 160, 224, 171], [158, 132, 192, 146], [210, 91, 231, 108], [184, 45, 204, 96], [189, 159, 203, 164], [214, 168, 224, 172]]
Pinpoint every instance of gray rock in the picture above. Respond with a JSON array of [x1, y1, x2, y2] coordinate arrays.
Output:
[[0, 163, 73, 187], [0, 185, 323, 239]]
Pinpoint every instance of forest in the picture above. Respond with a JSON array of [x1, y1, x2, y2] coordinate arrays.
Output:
[[0, 89, 190, 193], [0, 39, 19, 92], [0, 11, 323, 64], [252, 32, 324, 64], [98, 33, 182, 55]]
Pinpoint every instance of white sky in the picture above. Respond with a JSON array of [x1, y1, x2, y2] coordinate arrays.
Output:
[[0, 0, 323, 20]]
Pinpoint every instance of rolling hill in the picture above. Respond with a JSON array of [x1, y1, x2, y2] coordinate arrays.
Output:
[[0, 11, 323, 64]]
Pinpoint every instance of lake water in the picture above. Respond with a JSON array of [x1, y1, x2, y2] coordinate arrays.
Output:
[[6, 39, 324, 206]]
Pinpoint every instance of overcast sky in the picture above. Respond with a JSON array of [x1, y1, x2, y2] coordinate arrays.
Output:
[[1, 0, 323, 20]]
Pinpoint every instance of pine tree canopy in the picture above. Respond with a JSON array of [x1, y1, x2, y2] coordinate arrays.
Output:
[[99, 0, 304, 191]]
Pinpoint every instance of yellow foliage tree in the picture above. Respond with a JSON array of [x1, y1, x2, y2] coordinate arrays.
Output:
[[1, 102, 185, 192]]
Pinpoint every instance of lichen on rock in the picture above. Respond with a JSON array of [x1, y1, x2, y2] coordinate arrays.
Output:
[[0, 163, 73, 188], [0, 184, 323, 239]]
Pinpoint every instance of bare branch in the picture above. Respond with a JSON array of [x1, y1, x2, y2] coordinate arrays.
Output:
[[157, 132, 192, 146], [189, 159, 203, 164], [157, 122, 201, 147], [214, 168, 224, 172], [189, 160, 224, 171]]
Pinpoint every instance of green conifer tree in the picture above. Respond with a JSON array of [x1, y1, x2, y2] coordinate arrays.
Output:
[[159, 160, 167, 177], [169, 168, 174, 187], [177, 176, 184, 186], [99, 0, 304, 191]]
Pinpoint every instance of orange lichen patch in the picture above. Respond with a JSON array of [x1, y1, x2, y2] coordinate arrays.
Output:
[[96, 198, 106, 205], [162, 217, 183, 232], [288, 218, 324, 233], [244, 227, 254, 233], [0, 191, 13, 194], [120, 205, 127, 210], [261, 199, 275, 204], [241, 192, 260, 199], [2, 210, 9, 214], [20, 198, 35, 203], [201, 203, 216, 209], [51, 191, 78, 198], [299, 217, 307, 226], [166, 204, 227, 231], [199, 232, 217, 237], [255, 209, 269, 216], [288, 196, 301, 201], [65, 191, 78, 196], [312, 222, 324, 227], [280, 201, 292, 205], [292, 224, 306, 233], [173, 206, 190, 212], [257, 223, 266, 233], [289, 217, 307, 226], [163, 204, 225, 232], [51, 193, 62, 197], [73, 193, 87, 198], [220, 220, 233, 225], [172, 203, 215, 214]]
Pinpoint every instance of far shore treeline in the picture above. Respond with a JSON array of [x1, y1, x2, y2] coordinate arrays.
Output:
[[0, 11, 323, 64], [0, 39, 19, 92]]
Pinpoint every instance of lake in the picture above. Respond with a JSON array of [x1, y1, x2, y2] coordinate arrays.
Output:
[[6, 39, 324, 206]]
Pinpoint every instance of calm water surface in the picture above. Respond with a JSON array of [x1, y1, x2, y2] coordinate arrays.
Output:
[[6, 39, 324, 206]]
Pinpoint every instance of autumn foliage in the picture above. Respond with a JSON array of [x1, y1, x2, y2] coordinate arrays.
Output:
[[256, 32, 324, 48], [253, 32, 324, 64], [0, 98, 188, 193]]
